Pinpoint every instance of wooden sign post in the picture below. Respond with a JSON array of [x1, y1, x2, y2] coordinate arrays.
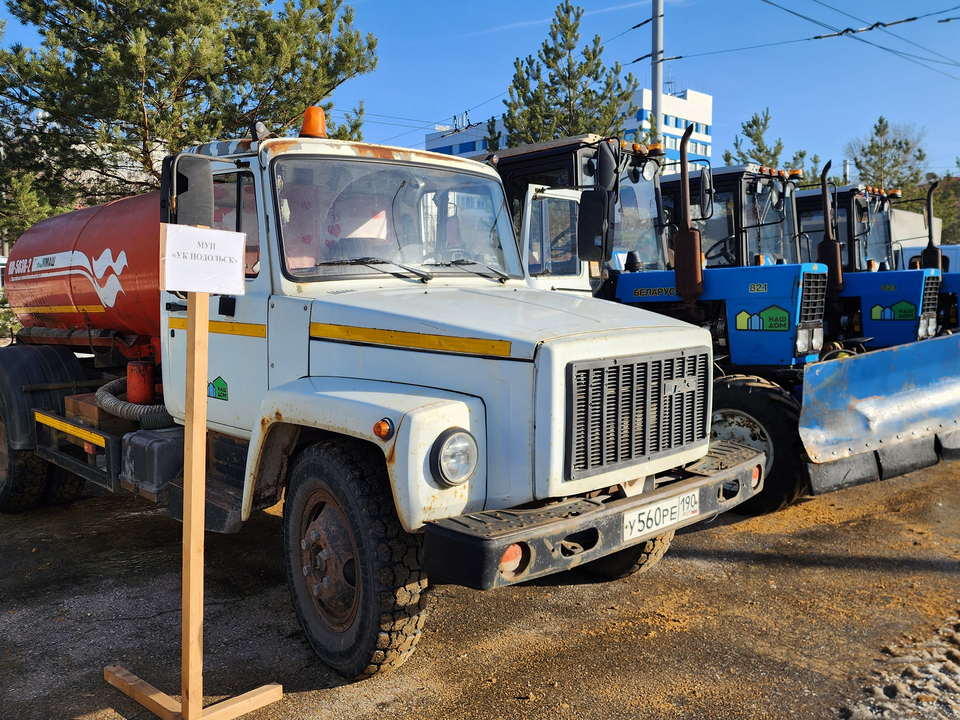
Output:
[[105, 224, 282, 719]]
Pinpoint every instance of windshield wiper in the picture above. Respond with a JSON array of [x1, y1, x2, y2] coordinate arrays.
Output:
[[315, 256, 433, 282], [425, 258, 509, 283]]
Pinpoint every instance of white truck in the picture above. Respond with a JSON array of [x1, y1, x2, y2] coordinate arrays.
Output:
[[1, 109, 764, 679]]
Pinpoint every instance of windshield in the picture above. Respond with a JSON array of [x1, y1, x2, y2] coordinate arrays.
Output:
[[275, 158, 522, 280], [743, 177, 799, 265], [612, 170, 664, 270], [858, 200, 892, 271]]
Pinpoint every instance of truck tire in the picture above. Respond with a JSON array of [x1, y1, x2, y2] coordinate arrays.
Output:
[[710, 375, 804, 515], [283, 438, 429, 679], [586, 531, 674, 580], [0, 403, 48, 513]]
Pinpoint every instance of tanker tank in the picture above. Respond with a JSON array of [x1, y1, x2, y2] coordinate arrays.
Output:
[[6, 192, 162, 360]]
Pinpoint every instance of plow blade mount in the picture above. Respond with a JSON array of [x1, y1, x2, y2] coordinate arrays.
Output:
[[799, 334, 960, 494]]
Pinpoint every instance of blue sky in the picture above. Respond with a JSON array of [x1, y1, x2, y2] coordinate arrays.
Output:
[[3, 0, 960, 181]]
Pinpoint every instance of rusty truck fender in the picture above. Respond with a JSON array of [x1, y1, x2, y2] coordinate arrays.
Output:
[[242, 376, 487, 531]]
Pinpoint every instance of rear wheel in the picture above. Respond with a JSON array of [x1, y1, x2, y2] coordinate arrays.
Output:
[[0, 405, 48, 513], [586, 531, 674, 580], [711, 375, 804, 515], [283, 439, 428, 678]]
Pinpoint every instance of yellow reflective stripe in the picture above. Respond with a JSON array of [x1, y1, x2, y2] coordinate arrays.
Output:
[[309, 322, 512, 357], [34, 410, 106, 447], [168, 317, 266, 338], [10, 305, 105, 314]]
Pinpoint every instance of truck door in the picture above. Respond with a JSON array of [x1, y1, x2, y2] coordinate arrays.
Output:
[[521, 186, 592, 294], [162, 169, 270, 433]]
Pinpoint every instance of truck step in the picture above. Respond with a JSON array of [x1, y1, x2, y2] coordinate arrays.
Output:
[[168, 475, 243, 534]]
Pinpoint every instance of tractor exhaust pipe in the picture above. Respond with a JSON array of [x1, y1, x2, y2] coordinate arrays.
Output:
[[817, 161, 843, 297], [921, 181, 942, 271], [675, 125, 703, 307]]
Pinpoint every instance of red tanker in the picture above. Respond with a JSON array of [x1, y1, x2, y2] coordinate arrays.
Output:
[[6, 192, 162, 360]]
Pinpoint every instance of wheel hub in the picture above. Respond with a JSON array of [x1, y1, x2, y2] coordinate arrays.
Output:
[[298, 489, 359, 631], [711, 408, 775, 468]]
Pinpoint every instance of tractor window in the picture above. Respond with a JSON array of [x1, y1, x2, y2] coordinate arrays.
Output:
[[797, 205, 850, 268], [613, 174, 664, 269], [213, 172, 260, 278], [859, 204, 893, 271], [510, 168, 569, 233], [743, 179, 798, 265], [662, 190, 736, 268]]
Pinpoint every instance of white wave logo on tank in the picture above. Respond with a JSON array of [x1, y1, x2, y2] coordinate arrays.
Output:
[[24, 249, 128, 307]]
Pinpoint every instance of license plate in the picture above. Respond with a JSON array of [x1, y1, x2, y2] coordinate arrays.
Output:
[[622, 490, 699, 542]]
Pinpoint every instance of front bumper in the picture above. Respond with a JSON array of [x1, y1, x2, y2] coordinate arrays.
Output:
[[422, 441, 765, 590]]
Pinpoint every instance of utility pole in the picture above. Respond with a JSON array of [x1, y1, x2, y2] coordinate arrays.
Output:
[[651, 0, 663, 144]]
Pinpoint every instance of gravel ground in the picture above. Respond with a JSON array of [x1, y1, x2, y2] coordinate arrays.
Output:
[[2, 458, 960, 719]]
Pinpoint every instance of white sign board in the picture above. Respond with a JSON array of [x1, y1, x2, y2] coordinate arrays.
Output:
[[160, 223, 246, 295]]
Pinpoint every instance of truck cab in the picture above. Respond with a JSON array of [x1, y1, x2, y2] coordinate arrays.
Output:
[[0, 111, 765, 680]]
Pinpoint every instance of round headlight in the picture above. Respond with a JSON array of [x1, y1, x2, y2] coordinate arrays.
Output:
[[430, 428, 478, 487]]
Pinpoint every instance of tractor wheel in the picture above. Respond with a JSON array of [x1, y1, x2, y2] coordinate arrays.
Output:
[[711, 374, 805, 515], [283, 438, 429, 679], [586, 531, 674, 580]]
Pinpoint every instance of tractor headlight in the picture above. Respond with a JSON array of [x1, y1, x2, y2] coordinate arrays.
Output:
[[812, 326, 824, 351], [795, 327, 811, 355], [918, 321, 928, 339], [430, 428, 478, 487], [927, 316, 938, 337]]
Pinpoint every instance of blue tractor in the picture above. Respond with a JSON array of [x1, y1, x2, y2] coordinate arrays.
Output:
[[794, 170, 942, 347], [486, 126, 960, 513]]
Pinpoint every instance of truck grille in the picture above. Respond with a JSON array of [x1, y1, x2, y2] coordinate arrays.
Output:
[[799, 272, 827, 323], [922, 275, 941, 315], [566, 348, 710, 480]]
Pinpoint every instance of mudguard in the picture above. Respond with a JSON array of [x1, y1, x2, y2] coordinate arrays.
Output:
[[243, 376, 486, 531], [799, 334, 960, 465]]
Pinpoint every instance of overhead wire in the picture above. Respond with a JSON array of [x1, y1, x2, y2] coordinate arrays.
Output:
[[759, 0, 960, 83], [807, 0, 960, 67]]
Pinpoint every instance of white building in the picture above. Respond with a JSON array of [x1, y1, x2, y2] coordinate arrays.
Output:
[[423, 87, 712, 162]]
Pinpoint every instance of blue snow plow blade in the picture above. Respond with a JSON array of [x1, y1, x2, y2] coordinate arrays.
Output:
[[799, 334, 960, 477]]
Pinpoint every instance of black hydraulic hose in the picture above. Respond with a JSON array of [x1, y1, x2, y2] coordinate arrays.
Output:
[[95, 377, 174, 425]]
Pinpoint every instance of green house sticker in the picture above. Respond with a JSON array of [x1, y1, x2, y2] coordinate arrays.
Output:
[[207, 376, 228, 401], [735, 305, 790, 331], [870, 301, 916, 321]]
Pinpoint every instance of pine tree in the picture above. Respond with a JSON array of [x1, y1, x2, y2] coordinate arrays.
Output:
[[843, 116, 926, 190], [723, 108, 783, 167], [502, 2, 637, 148], [0, 0, 378, 240], [484, 116, 502, 152]]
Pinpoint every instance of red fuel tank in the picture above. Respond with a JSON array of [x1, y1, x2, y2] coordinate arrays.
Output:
[[6, 193, 162, 353]]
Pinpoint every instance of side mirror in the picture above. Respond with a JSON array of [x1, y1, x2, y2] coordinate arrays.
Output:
[[577, 188, 611, 263], [855, 196, 870, 225], [772, 180, 785, 213], [596, 140, 619, 192], [162, 154, 214, 227], [699, 165, 714, 220]]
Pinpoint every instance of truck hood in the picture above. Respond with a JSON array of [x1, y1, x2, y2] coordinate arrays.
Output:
[[308, 284, 696, 360]]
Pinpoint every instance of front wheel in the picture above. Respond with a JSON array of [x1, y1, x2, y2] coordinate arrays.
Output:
[[586, 531, 674, 580], [283, 439, 429, 678], [711, 375, 804, 515]]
